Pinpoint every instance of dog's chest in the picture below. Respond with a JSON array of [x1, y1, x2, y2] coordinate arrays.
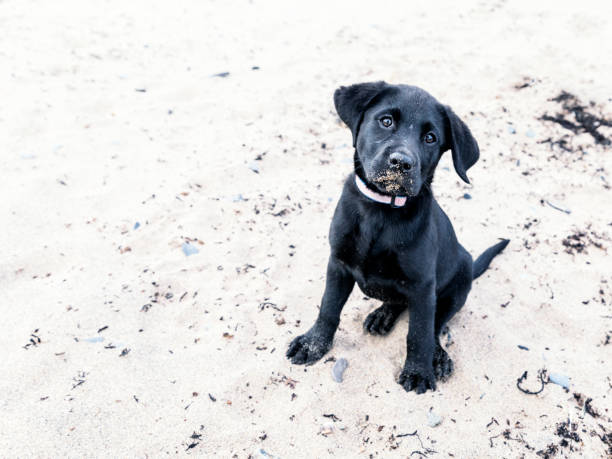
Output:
[[333, 220, 417, 301]]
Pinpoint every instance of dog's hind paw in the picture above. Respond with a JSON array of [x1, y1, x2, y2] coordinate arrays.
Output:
[[286, 329, 332, 365], [433, 344, 454, 381], [363, 303, 404, 335], [398, 364, 436, 394]]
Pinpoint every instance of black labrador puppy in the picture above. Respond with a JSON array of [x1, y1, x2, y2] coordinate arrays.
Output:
[[286, 82, 509, 394]]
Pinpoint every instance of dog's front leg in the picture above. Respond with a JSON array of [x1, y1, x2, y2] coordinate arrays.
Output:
[[398, 282, 437, 394], [286, 257, 354, 365]]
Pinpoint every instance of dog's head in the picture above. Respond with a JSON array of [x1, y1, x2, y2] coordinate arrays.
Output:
[[334, 82, 479, 197]]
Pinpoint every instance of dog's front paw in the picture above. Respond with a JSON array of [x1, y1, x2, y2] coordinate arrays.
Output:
[[286, 329, 332, 365], [433, 344, 454, 381], [398, 363, 436, 394], [363, 303, 403, 335]]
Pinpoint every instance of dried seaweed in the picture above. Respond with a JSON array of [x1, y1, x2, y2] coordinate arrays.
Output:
[[540, 91, 611, 146]]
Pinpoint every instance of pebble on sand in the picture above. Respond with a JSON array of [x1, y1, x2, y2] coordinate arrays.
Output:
[[548, 373, 570, 389], [82, 336, 104, 343], [427, 410, 443, 427], [182, 242, 199, 256], [332, 358, 348, 382], [254, 449, 277, 459]]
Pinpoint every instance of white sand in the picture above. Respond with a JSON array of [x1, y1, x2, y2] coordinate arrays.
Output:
[[1, 0, 611, 456]]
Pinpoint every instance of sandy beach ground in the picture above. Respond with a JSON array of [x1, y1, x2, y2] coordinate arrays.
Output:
[[1, 0, 611, 457]]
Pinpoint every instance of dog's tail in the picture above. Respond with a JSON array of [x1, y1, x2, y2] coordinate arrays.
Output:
[[472, 239, 510, 280]]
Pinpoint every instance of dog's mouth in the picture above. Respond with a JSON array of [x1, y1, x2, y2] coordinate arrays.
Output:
[[371, 170, 418, 195]]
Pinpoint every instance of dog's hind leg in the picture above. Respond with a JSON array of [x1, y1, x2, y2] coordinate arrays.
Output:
[[363, 302, 407, 335], [434, 264, 472, 336], [433, 338, 455, 381]]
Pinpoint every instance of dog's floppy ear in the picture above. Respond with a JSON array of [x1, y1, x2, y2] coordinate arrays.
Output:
[[334, 81, 387, 147], [443, 105, 480, 184]]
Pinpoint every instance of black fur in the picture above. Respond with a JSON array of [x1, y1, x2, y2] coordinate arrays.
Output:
[[287, 82, 509, 394]]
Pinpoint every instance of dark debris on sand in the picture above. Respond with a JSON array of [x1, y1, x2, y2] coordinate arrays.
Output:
[[562, 227, 607, 254], [540, 91, 612, 146]]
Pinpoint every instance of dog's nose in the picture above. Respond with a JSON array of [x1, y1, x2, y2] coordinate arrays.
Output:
[[388, 152, 415, 172]]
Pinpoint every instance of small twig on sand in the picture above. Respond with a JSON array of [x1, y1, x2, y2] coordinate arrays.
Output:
[[543, 199, 571, 214], [396, 430, 437, 457]]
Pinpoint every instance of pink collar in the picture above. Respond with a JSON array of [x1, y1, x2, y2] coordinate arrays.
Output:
[[354, 174, 408, 208]]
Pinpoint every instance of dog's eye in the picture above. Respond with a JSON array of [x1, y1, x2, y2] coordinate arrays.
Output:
[[380, 116, 393, 128], [424, 132, 437, 144]]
